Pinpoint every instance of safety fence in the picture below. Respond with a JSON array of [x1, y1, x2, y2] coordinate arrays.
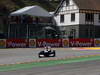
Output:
[[0, 38, 100, 48]]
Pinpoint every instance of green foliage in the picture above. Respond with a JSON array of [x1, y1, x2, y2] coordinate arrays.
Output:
[[0, 0, 59, 12], [0, 0, 59, 33]]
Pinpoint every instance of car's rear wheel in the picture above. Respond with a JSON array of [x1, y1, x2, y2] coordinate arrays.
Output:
[[50, 51, 56, 57], [53, 51, 56, 57]]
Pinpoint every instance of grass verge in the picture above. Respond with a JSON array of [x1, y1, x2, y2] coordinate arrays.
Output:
[[0, 55, 100, 72]]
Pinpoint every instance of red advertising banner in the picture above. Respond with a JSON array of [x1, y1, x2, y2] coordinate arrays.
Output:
[[69, 39, 94, 47], [36, 39, 62, 47], [6, 39, 29, 48]]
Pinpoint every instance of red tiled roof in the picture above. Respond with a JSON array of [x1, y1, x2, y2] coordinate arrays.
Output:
[[74, 0, 100, 10]]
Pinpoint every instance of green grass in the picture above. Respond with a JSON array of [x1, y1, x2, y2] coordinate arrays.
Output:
[[0, 55, 100, 72]]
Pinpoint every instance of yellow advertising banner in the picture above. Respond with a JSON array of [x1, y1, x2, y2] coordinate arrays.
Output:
[[29, 39, 36, 48], [95, 39, 100, 47], [0, 39, 6, 48], [62, 39, 69, 47]]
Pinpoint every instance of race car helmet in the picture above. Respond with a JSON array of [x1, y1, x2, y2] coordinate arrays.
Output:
[[48, 46, 51, 51]]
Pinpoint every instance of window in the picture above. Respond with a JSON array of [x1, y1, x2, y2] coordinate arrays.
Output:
[[66, 0, 69, 5], [85, 13, 94, 22], [60, 14, 64, 23], [71, 13, 75, 22], [98, 14, 100, 22]]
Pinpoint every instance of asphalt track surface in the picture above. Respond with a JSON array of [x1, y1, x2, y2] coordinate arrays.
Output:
[[0, 60, 100, 75], [0, 48, 100, 74], [0, 48, 100, 64]]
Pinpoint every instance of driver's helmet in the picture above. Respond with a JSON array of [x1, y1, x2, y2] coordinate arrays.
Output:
[[47, 46, 51, 51], [44, 46, 48, 51]]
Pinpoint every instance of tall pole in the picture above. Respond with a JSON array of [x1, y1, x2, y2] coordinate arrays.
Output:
[[26, 24, 29, 39], [8, 16, 10, 38], [8, 24, 10, 38]]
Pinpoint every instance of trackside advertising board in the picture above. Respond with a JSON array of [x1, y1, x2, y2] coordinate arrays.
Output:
[[69, 39, 94, 47], [94, 39, 100, 47], [62, 39, 69, 47], [29, 39, 36, 48], [3, 38, 97, 48], [0, 39, 6, 48], [36, 39, 62, 47], [6, 39, 29, 48]]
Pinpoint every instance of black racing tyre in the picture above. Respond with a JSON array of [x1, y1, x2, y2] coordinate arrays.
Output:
[[50, 50, 56, 57], [53, 51, 56, 57], [38, 54, 43, 58], [39, 55, 42, 58]]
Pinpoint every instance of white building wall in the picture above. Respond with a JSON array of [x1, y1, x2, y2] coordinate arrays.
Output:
[[54, 0, 80, 26], [54, 0, 100, 27], [79, 13, 100, 25], [79, 13, 85, 24], [64, 12, 79, 26], [54, 15, 60, 25], [94, 14, 100, 25], [54, 12, 80, 26]]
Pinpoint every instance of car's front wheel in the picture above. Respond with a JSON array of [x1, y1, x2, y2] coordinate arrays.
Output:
[[39, 54, 44, 58]]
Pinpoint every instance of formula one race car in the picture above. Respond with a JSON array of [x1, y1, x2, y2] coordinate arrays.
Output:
[[38, 46, 56, 58]]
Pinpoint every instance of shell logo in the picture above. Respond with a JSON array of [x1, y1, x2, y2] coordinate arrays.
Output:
[[63, 39, 69, 47], [95, 40, 100, 44], [29, 40, 36, 47], [0, 40, 6, 46]]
